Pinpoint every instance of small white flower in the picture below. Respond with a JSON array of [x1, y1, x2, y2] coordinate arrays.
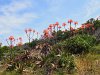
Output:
[[56, 54, 61, 57]]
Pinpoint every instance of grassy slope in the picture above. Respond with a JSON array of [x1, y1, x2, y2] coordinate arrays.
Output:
[[0, 45, 100, 75], [0, 53, 99, 75]]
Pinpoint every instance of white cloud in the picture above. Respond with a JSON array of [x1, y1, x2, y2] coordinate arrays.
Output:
[[85, 0, 100, 17], [0, 0, 38, 34], [0, 13, 38, 28], [0, 0, 32, 15]]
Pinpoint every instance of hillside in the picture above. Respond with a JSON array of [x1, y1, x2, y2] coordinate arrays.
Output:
[[0, 18, 100, 75]]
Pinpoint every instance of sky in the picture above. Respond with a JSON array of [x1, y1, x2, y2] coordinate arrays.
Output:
[[0, 0, 100, 46]]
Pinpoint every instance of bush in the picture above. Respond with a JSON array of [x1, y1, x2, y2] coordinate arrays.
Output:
[[29, 40, 37, 48], [57, 30, 71, 41], [90, 44, 100, 54], [64, 34, 96, 54], [24, 40, 38, 49], [58, 53, 75, 73], [94, 20, 100, 29], [80, 34, 96, 46], [52, 43, 64, 55], [1, 70, 21, 75], [39, 51, 75, 74]]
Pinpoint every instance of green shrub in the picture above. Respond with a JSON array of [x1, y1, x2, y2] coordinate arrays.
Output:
[[52, 43, 64, 55], [57, 30, 71, 41], [94, 20, 100, 29], [64, 34, 96, 54], [25, 40, 38, 48], [58, 53, 75, 73], [90, 44, 100, 54], [40, 52, 75, 74], [1, 70, 21, 75], [29, 40, 37, 48], [80, 34, 96, 46]]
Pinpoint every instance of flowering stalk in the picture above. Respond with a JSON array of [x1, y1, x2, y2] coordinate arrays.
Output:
[[68, 19, 73, 31], [16, 37, 23, 47], [58, 25, 61, 30], [6, 36, 15, 60], [55, 22, 59, 43], [49, 24, 53, 33], [74, 21, 78, 29], [25, 28, 35, 43], [53, 24, 56, 32], [62, 23, 66, 30]]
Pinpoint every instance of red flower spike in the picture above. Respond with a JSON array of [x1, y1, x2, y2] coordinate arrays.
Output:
[[81, 25, 85, 29], [9, 36, 14, 41], [49, 24, 53, 28], [68, 19, 73, 23], [62, 23, 66, 26], [44, 29, 49, 34], [55, 22, 59, 26], [85, 24, 91, 28], [33, 30, 35, 33], [74, 21, 78, 25], [19, 37, 22, 41], [58, 26, 61, 29], [28, 28, 33, 32]]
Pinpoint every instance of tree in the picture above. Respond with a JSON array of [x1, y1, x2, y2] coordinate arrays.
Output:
[[86, 18, 95, 24], [94, 19, 100, 29]]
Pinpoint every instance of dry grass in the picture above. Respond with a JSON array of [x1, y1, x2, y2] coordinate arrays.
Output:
[[74, 54, 100, 75]]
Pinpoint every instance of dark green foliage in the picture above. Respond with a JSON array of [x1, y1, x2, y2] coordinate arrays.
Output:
[[86, 18, 95, 24], [6, 63, 16, 71], [0, 46, 10, 60], [90, 44, 100, 54], [79, 34, 96, 46], [61, 31, 71, 40], [0, 48, 3, 60], [25, 39, 38, 49], [1, 70, 21, 75], [56, 30, 72, 41], [57, 30, 63, 41], [52, 43, 64, 55], [94, 20, 100, 29], [58, 53, 75, 72], [40, 51, 75, 74], [0, 46, 9, 53], [29, 40, 37, 48], [63, 34, 96, 54]]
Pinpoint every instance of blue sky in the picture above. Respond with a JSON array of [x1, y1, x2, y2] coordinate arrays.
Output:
[[0, 0, 100, 45]]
